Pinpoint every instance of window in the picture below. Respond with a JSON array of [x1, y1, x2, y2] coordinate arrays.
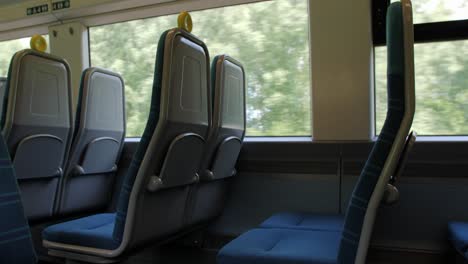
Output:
[[375, 41, 468, 135], [412, 0, 468, 24], [90, 0, 311, 137], [374, 0, 468, 135], [0, 35, 49, 77]]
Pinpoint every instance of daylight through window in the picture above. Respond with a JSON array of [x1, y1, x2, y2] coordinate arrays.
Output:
[[90, 0, 311, 137], [0, 35, 49, 77]]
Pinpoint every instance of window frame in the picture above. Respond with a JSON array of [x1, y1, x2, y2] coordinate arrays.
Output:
[[80, 0, 279, 31], [0, 26, 49, 42], [372, 0, 468, 137], [373, 0, 468, 46]]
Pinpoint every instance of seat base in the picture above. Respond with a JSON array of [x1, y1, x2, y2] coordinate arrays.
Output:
[[217, 228, 340, 264], [43, 213, 119, 251], [260, 212, 344, 231]]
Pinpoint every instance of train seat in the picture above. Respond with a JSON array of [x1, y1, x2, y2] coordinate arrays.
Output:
[[43, 28, 211, 263], [2, 50, 73, 221], [58, 67, 125, 215], [43, 213, 118, 250], [188, 55, 246, 226], [217, 1, 415, 263], [218, 228, 341, 264], [0, 116, 37, 263]]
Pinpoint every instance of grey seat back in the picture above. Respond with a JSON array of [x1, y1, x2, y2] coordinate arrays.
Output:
[[58, 67, 125, 215], [2, 49, 73, 220], [203, 55, 246, 181], [0, 77, 6, 117], [188, 55, 246, 226], [116, 28, 211, 250]]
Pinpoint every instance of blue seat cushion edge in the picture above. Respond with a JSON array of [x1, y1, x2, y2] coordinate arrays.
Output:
[[260, 212, 344, 231], [42, 213, 119, 250], [448, 221, 468, 255], [0, 134, 37, 264], [217, 228, 340, 264]]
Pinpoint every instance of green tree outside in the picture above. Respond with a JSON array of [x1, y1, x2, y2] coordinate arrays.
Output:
[[0, 36, 49, 76], [90, 0, 311, 137], [1, 0, 468, 137], [376, 0, 468, 135]]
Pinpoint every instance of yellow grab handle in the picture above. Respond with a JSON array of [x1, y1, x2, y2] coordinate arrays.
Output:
[[30, 35, 47, 52], [177, 11, 193, 33]]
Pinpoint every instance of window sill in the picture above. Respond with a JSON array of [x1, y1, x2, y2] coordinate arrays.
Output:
[[125, 136, 313, 143], [126, 135, 468, 144], [124, 137, 141, 143], [411, 136, 468, 143], [243, 137, 312, 143], [371, 135, 468, 143]]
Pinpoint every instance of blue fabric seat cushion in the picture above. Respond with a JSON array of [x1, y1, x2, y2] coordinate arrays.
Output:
[[448, 221, 468, 255], [43, 213, 119, 250], [260, 212, 343, 231], [217, 228, 340, 264]]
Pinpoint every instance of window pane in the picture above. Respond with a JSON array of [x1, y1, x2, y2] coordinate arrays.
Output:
[[0, 35, 49, 77], [411, 0, 468, 24], [90, 0, 311, 137], [375, 47, 387, 134], [375, 40, 468, 135]]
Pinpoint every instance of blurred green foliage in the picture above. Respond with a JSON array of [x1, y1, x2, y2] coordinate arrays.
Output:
[[89, 0, 311, 137], [376, 0, 468, 135], [0, 35, 49, 76], [1, 0, 467, 137]]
